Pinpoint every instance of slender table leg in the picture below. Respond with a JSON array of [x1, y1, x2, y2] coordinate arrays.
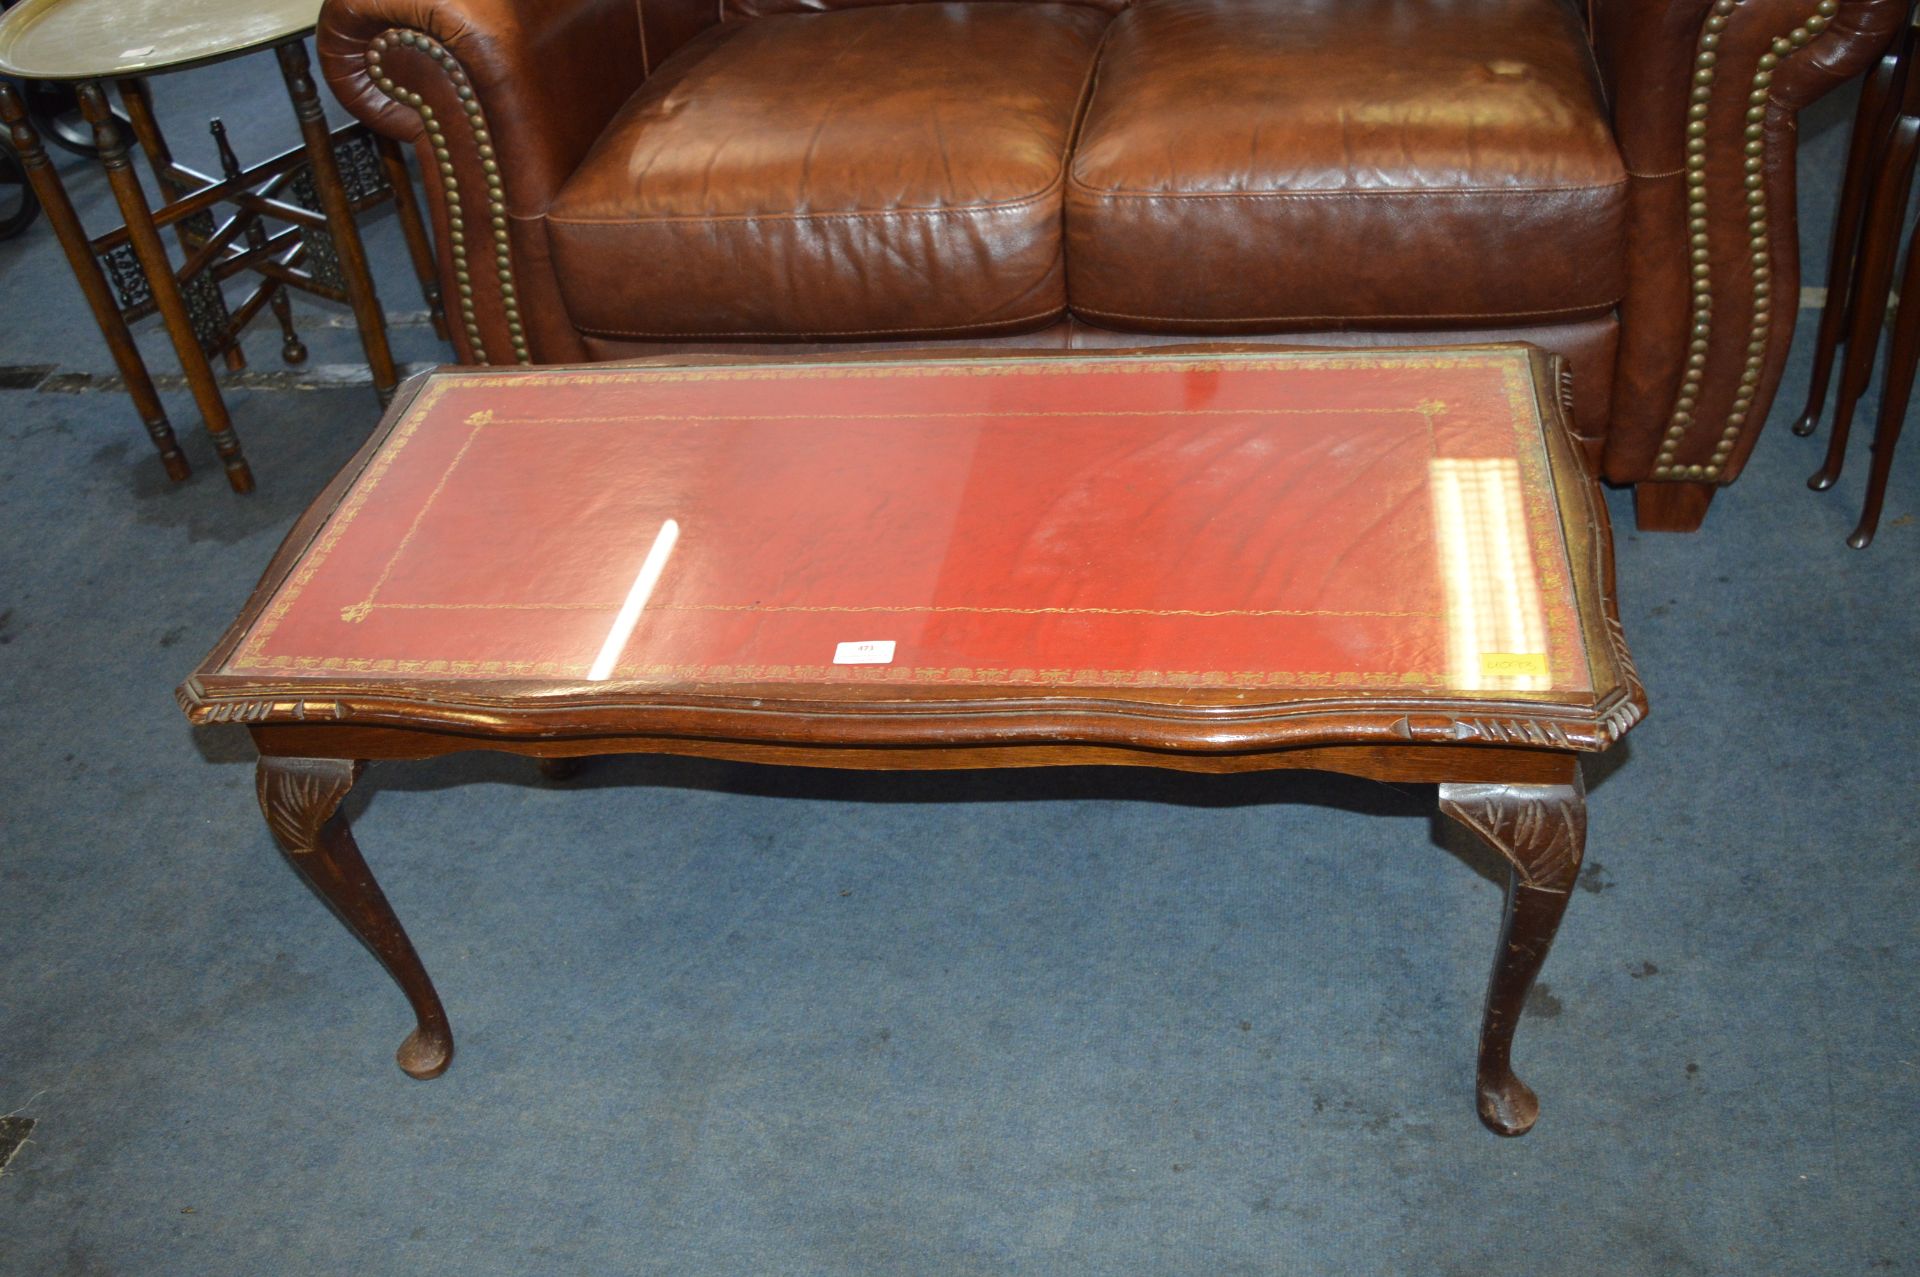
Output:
[[113, 80, 190, 228], [1794, 35, 1909, 437], [114, 78, 179, 196], [0, 83, 192, 482], [275, 38, 400, 406], [1850, 218, 1920, 549], [76, 82, 255, 494], [117, 78, 249, 373], [257, 756, 453, 1078], [115, 78, 251, 374], [1439, 773, 1587, 1137], [1812, 103, 1920, 493], [377, 136, 450, 340]]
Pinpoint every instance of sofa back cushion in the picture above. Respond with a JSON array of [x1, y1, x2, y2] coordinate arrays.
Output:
[[548, 3, 1110, 341], [1064, 0, 1626, 332]]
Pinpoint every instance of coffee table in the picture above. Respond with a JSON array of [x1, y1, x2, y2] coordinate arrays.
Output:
[[179, 346, 1646, 1136]]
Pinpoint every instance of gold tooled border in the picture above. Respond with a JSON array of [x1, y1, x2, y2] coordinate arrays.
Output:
[[228, 349, 1583, 693]]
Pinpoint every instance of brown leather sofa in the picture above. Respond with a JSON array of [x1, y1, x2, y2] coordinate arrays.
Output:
[[318, 0, 1903, 530]]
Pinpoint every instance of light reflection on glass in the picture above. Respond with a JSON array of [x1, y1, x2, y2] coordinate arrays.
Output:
[[1430, 459, 1550, 693], [586, 518, 681, 681]]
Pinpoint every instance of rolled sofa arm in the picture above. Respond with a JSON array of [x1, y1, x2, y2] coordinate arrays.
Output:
[[1589, 0, 1904, 509], [318, 0, 648, 364]]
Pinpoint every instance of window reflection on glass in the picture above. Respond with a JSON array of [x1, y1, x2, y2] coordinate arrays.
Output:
[[1430, 458, 1550, 693], [587, 518, 680, 681]]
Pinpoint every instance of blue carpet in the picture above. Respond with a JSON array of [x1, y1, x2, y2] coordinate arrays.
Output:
[[1, 56, 1916, 1277]]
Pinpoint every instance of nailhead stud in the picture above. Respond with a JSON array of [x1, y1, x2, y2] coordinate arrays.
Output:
[[1660, 0, 1829, 483], [367, 32, 529, 365]]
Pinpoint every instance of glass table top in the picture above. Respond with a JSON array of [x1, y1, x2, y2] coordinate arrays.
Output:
[[218, 349, 1595, 702]]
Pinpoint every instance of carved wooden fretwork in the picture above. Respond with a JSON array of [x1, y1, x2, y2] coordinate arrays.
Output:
[[181, 263, 233, 357], [98, 241, 150, 310], [178, 207, 218, 251], [284, 130, 389, 299], [1438, 778, 1587, 893], [333, 131, 392, 205], [290, 165, 347, 294], [256, 756, 364, 856]]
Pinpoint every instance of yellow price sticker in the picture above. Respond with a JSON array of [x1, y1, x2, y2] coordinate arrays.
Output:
[[1479, 652, 1550, 678]]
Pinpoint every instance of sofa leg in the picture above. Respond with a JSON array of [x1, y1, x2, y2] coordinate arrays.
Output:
[[1633, 481, 1718, 532]]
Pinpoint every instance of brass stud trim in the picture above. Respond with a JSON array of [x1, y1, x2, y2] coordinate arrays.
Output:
[[1659, 0, 1836, 482], [367, 32, 532, 365]]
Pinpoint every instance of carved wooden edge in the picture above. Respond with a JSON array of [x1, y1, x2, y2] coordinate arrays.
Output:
[[1600, 615, 1647, 744], [182, 681, 350, 724], [181, 676, 1640, 754], [257, 756, 365, 855], [1438, 774, 1587, 893], [1536, 353, 1649, 750]]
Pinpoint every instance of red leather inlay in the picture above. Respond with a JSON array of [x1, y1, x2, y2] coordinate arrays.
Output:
[[227, 351, 1591, 696]]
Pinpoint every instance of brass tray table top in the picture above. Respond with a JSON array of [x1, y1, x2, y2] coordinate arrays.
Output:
[[0, 0, 322, 80]]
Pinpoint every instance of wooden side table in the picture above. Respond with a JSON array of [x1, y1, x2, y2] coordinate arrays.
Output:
[[1795, 7, 1920, 548], [0, 0, 446, 493]]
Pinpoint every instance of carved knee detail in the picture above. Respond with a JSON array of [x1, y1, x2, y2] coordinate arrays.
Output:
[[1439, 776, 1587, 894], [257, 756, 364, 855]]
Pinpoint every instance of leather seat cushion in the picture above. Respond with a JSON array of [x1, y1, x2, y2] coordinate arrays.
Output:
[[1065, 0, 1629, 332], [547, 3, 1110, 341]]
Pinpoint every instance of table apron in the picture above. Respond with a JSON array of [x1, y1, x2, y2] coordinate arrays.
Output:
[[247, 723, 1580, 785]]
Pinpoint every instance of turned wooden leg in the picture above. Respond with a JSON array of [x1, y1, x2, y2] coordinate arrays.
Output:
[[77, 82, 255, 494], [378, 136, 450, 340], [0, 83, 191, 482], [1813, 89, 1920, 492], [275, 39, 399, 406], [1796, 33, 1909, 437], [113, 77, 199, 262], [1439, 772, 1587, 1137], [256, 756, 452, 1078]]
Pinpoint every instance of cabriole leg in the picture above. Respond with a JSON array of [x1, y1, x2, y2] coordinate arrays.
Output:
[[1812, 92, 1920, 493], [1439, 773, 1587, 1137], [256, 755, 452, 1078], [1795, 34, 1909, 437], [1850, 213, 1920, 549]]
